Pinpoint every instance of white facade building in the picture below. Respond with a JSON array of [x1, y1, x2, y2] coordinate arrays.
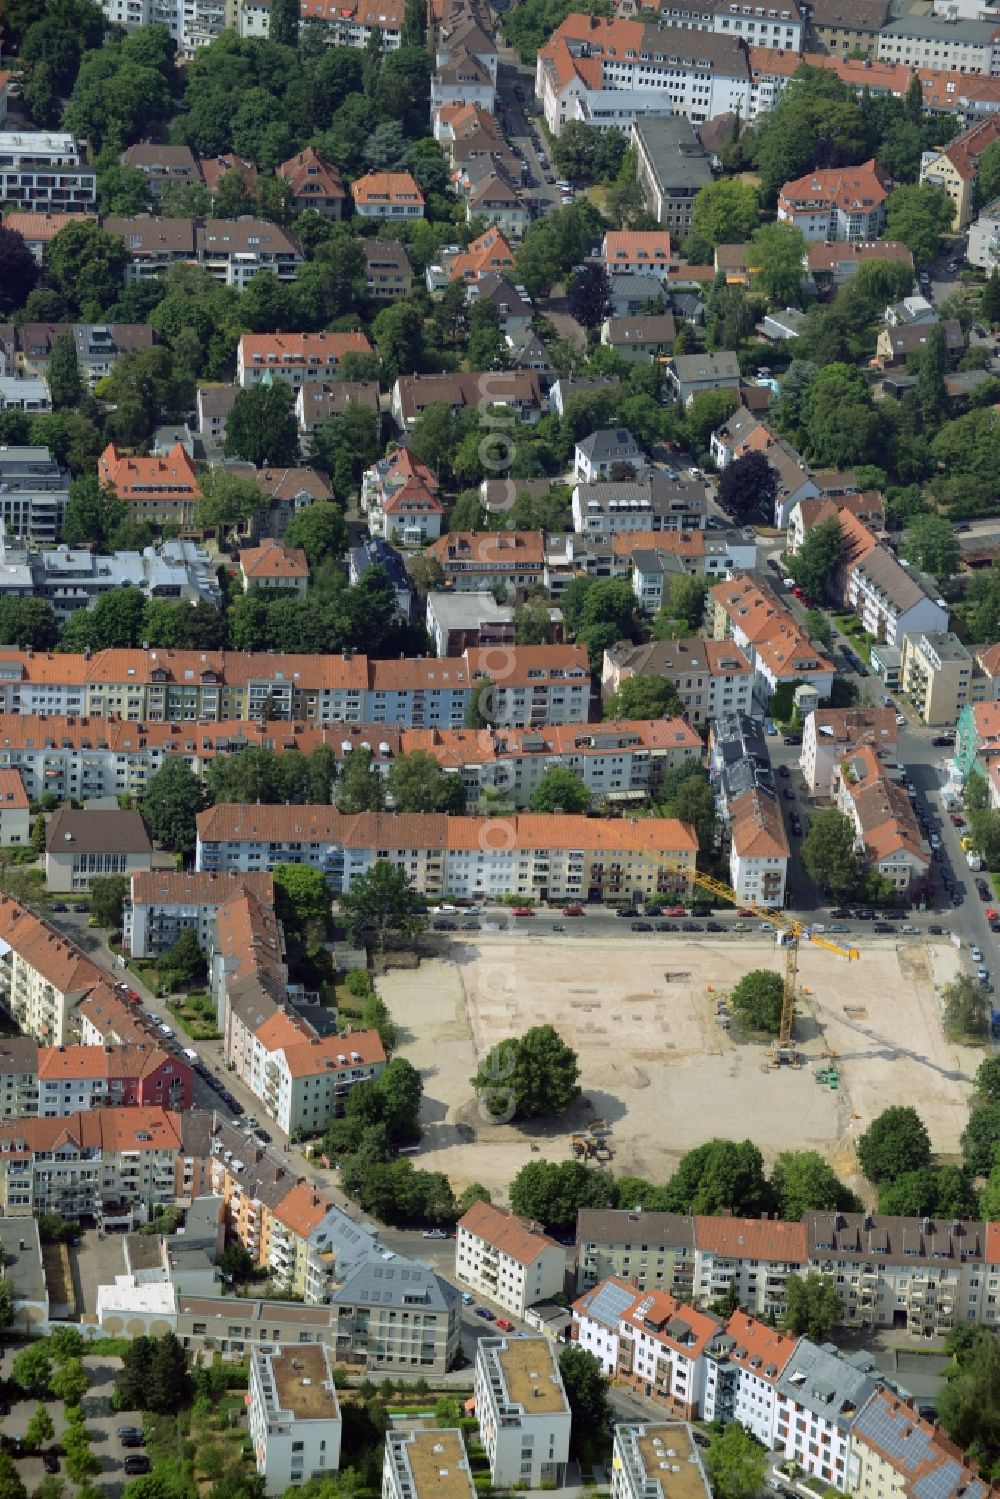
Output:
[[383, 1428, 476, 1499], [474, 1336, 571, 1489], [455, 1202, 568, 1319], [248, 1344, 342, 1496]]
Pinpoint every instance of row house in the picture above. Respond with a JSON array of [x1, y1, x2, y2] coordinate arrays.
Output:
[[195, 804, 699, 904], [800, 706, 899, 796], [426, 530, 546, 596], [850, 1390, 992, 1499], [785, 493, 886, 557], [708, 576, 835, 707], [0, 1037, 192, 1118], [535, 17, 753, 130], [876, 14, 1000, 75], [835, 746, 929, 893], [125, 870, 276, 958], [104, 215, 304, 288], [1, 321, 153, 386], [0, 643, 592, 727], [0, 895, 106, 1045], [728, 786, 789, 907], [747, 47, 911, 116], [601, 637, 754, 725], [3, 212, 95, 265], [296, 0, 404, 48], [391, 369, 545, 429], [572, 473, 708, 536], [455, 1200, 568, 1318], [236, 331, 373, 389], [0, 1106, 183, 1228], [845, 543, 949, 647], [576, 1279, 721, 1418], [702, 1310, 798, 1444]]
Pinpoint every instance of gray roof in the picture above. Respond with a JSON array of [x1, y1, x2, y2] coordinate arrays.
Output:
[[0, 1218, 47, 1309], [630, 549, 688, 578], [810, 0, 887, 28], [197, 386, 238, 418], [0, 1037, 38, 1076], [805, 1211, 985, 1267], [632, 115, 714, 193], [577, 471, 707, 516], [605, 313, 676, 344], [46, 807, 151, 856], [331, 1255, 460, 1312], [427, 590, 514, 631], [576, 1207, 696, 1248], [776, 1338, 879, 1430], [853, 545, 939, 615], [852, 1391, 988, 1499], [576, 427, 643, 461], [670, 352, 741, 383], [475, 273, 533, 317], [880, 12, 1000, 41]]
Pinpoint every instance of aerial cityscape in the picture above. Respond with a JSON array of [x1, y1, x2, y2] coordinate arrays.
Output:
[[0, 0, 999, 1498]]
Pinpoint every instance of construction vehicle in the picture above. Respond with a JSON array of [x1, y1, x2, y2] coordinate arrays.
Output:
[[664, 865, 860, 1064]]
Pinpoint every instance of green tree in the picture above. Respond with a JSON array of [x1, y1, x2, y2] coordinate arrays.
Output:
[[386, 751, 466, 813], [936, 1329, 1000, 1472], [942, 974, 989, 1041], [12, 1345, 52, 1397], [789, 514, 842, 601], [23, 1405, 55, 1452], [310, 406, 381, 500], [770, 1150, 858, 1219], [50, 1358, 89, 1407], [372, 300, 426, 385], [704, 1422, 767, 1499], [663, 1139, 770, 1216], [0, 225, 39, 314], [729, 969, 785, 1034], [904, 512, 959, 578], [878, 1165, 979, 1219], [655, 574, 709, 634], [975, 1057, 1000, 1105], [149, 1332, 190, 1414], [46, 332, 83, 410], [219, 1243, 255, 1282], [529, 768, 591, 814], [686, 387, 739, 454], [340, 860, 427, 949], [662, 771, 716, 860], [885, 182, 955, 264], [283, 503, 348, 568], [604, 675, 682, 721], [982, 267, 1000, 326], [336, 747, 385, 813], [718, 451, 778, 524], [273, 863, 332, 930], [269, 0, 299, 44], [62, 475, 127, 549], [558, 1346, 610, 1457], [46, 220, 132, 319], [568, 263, 612, 330], [801, 808, 862, 898], [163, 928, 206, 986], [456, 1182, 491, 1212], [195, 467, 265, 537], [805, 608, 834, 650], [858, 1105, 932, 1183], [783, 1271, 842, 1340], [961, 1103, 1000, 1177], [508, 1158, 616, 1233], [224, 381, 299, 467], [0, 1455, 27, 1499], [0, 598, 60, 650], [473, 1024, 581, 1121], [749, 222, 807, 305], [142, 759, 209, 856], [89, 874, 129, 931], [690, 178, 760, 250]]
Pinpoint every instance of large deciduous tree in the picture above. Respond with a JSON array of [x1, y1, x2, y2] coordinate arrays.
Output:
[[789, 514, 843, 601], [801, 809, 862, 898], [0, 226, 39, 315], [473, 1024, 580, 1121], [223, 381, 299, 467], [718, 451, 778, 524], [857, 1105, 931, 1184], [729, 969, 784, 1034], [142, 759, 209, 856], [783, 1272, 842, 1341], [340, 859, 427, 949]]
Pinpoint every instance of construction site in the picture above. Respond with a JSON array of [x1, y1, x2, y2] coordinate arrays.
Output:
[[377, 930, 978, 1204]]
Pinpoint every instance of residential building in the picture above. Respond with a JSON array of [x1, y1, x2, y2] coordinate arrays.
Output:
[[708, 407, 773, 470], [1, 212, 95, 264], [200, 152, 258, 200], [105, 216, 304, 288], [899, 630, 975, 726], [600, 314, 676, 362], [0, 772, 29, 848], [351, 172, 425, 219], [0, 1218, 49, 1331], [702, 1311, 798, 1442], [728, 787, 789, 907], [574, 428, 646, 482], [800, 707, 898, 795], [630, 116, 714, 232], [391, 370, 544, 429], [426, 226, 515, 291], [575, 1210, 696, 1295], [709, 707, 776, 821], [196, 805, 698, 903], [239, 539, 310, 597], [918, 66, 1000, 117], [708, 577, 835, 706], [849, 1389, 992, 1499], [807, 0, 889, 56], [875, 318, 963, 365], [615, 1286, 721, 1416], [573, 474, 707, 536], [535, 17, 752, 130], [295, 0, 404, 48], [34, 1042, 193, 1117], [468, 275, 534, 339], [602, 229, 675, 280], [805, 239, 914, 286], [0, 445, 70, 543], [455, 1201, 568, 1317], [98, 442, 201, 530], [248, 1344, 342, 1495], [664, 352, 741, 405], [774, 1340, 879, 1491], [607, 273, 665, 317], [611, 1425, 711, 1499], [276, 148, 345, 219], [425, 593, 514, 657], [786, 494, 886, 557], [121, 142, 201, 195], [0, 895, 107, 1043], [534, 33, 673, 137], [747, 47, 910, 114], [601, 638, 754, 725], [878, 15, 1000, 73], [696, 1215, 808, 1318], [383, 1428, 475, 1499], [125, 871, 274, 958], [615, 526, 757, 593], [426, 530, 546, 595], [45, 807, 153, 893], [196, 386, 237, 447], [236, 332, 374, 390], [835, 747, 929, 893], [474, 1336, 571, 1488], [777, 159, 888, 241], [0, 536, 221, 620], [0, 132, 96, 212], [362, 448, 443, 544], [362, 239, 413, 299], [968, 195, 1000, 267], [0, 377, 50, 414], [845, 547, 949, 647], [296, 382, 380, 444]]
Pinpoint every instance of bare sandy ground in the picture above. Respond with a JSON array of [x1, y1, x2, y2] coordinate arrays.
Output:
[[376, 933, 978, 1203]]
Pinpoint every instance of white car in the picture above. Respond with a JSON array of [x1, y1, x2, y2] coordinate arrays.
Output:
[[930, 834, 941, 849], [895, 713, 907, 726], [972, 946, 984, 962], [159, 1022, 173, 1037], [782, 576, 795, 588]]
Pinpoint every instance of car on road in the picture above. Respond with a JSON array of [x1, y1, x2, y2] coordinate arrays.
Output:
[[873, 922, 897, 933], [950, 812, 966, 827], [630, 921, 653, 931], [43, 1455, 60, 1473], [656, 922, 675, 932], [706, 921, 725, 932], [952, 887, 966, 905], [563, 905, 584, 916], [895, 714, 907, 726], [616, 906, 638, 918], [512, 906, 535, 916], [972, 946, 984, 962], [783, 733, 802, 746], [422, 1228, 448, 1239], [664, 905, 686, 917], [735, 908, 754, 917], [830, 908, 851, 919], [71, 903, 88, 913], [928, 925, 944, 935], [254, 1129, 271, 1144], [50, 902, 68, 912], [779, 764, 790, 778], [474, 1307, 495, 1320], [682, 921, 703, 932], [691, 903, 712, 916], [496, 1318, 515, 1332], [432, 919, 456, 930], [978, 966, 990, 984], [124, 1457, 152, 1475], [462, 1292, 474, 1304], [461, 920, 481, 930], [759, 921, 775, 932], [764, 719, 777, 735], [829, 923, 851, 932], [783, 788, 795, 800], [733, 921, 751, 931], [977, 880, 992, 900], [992, 920, 1000, 933], [159, 1023, 173, 1037], [901, 925, 920, 935]]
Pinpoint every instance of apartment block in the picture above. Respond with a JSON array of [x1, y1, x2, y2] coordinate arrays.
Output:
[[611, 1424, 711, 1499], [899, 631, 975, 726], [728, 787, 789, 908], [33, 1042, 193, 1117], [248, 1344, 342, 1495], [196, 805, 698, 904], [455, 1201, 568, 1317], [849, 1390, 992, 1499], [601, 638, 754, 725], [774, 1340, 879, 1491], [104, 216, 304, 288], [0, 446, 70, 543], [383, 1428, 475, 1499], [876, 15, 1000, 75], [125, 871, 276, 958], [701, 1310, 797, 1444], [800, 707, 898, 795], [575, 1210, 697, 1296], [236, 332, 373, 390], [834, 747, 929, 893], [474, 1336, 571, 1488], [777, 159, 888, 241], [0, 132, 96, 211], [694, 1217, 808, 1317], [0, 896, 106, 1044], [0, 771, 29, 847], [572, 474, 708, 536]]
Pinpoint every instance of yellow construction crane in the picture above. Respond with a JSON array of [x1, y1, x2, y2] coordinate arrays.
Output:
[[665, 865, 860, 1062]]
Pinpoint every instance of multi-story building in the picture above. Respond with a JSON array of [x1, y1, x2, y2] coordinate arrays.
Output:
[[426, 530, 546, 595], [196, 806, 698, 904], [391, 370, 544, 429], [777, 159, 888, 241], [968, 196, 1000, 269], [877, 15, 1000, 74], [849, 1389, 992, 1499], [104, 216, 304, 287], [611, 1424, 711, 1499], [455, 1201, 568, 1317], [807, 0, 888, 57], [125, 871, 275, 958], [694, 1216, 808, 1317], [276, 148, 345, 219], [575, 1210, 697, 1295], [919, 114, 1000, 229], [602, 638, 755, 725], [0, 895, 106, 1044], [728, 787, 789, 908], [0, 771, 29, 847], [0, 536, 220, 620], [295, 0, 404, 49], [2, 322, 154, 386], [630, 116, 713, 233], [572, 474, 708, 536], [800, 707, 898, 795], [248, 1343, 342, 1495], [701, 1310, 797, 1443], [239, 539, 310, 597], [351, 172, 425, 219], [236, 332, 374, 389], [44, 807, 153, 893], [899, 630, 975, 726], [362, 239, 413, 299], [614, 1286, 721, 1417], [98, 442, 201, 530], [2, 212, 96, 264], [664, 352, 741, 406], [384, 1427, 475, 1499], [773, 1340, 879, 1491], [601, 230, 675, 281], [34, 1042, 193, 1116], [845, 546, 949, 648], [474, 1336, 571, 1488], [834, 746, 929, 894], [0, 446, 70, 543], [0, 133, 96, 212], [708, 576, 835, 706]]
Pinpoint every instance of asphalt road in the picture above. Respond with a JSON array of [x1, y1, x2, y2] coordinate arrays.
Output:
[[494, 44, 564, 215]]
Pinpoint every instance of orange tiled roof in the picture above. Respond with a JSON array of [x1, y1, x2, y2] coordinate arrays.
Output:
[[723, 1308, 797, 1382], [98, 443, 200, 502], [239, 331, 371, 365], [695, 1215, 809, 1263], [729, 787, 789, 858], [779, 158, 888, 214], [239, 539, 309, 582], [351, 171, 424, 206], [459, 1200, 561, 1264], [279, 1030, 386, 1079], [0, 770, 28, 809], [271, 1180, 332, 1238]]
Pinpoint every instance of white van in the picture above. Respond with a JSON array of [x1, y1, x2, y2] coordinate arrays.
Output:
[[182, 1048, 199, 1063]]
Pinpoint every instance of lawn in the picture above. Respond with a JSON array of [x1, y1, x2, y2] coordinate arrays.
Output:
[[167, 993, 222, 1040]]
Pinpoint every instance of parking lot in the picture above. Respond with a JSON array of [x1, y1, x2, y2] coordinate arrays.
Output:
[[1, 1352, 130, 1498]]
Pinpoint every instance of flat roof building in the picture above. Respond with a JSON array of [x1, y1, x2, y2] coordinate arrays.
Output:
[[474, 1335, 571, 1488], [383, 1428, 475, 1499], [612, 1425, 712, 1499], [248, 1343, 342, 1495]]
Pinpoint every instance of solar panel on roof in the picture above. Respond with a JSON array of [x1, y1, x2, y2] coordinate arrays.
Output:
[[587, 1280, 636, 1328], [914, 1459, 965, 1499]]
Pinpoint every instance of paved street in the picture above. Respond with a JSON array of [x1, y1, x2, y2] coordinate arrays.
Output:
[[494, 43, 563, 216]]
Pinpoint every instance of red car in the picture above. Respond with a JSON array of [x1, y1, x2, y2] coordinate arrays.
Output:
[[563, 905, 584, 916], [665, 905, 686, 917], [735, 908, 754, 917], [950, 813, 965, 827], [496, 1318, 515, 1332], [512, 906, 535, 917]]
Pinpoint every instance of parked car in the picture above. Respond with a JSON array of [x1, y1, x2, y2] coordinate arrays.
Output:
[[43, 1455, 60, 1473], [474, 1307, 495, 1321], [512, 906, 536, 917], [783, 734, 802, 746], [50, 902, 68, 912], [422, 1228, 448, 1239], [630, 921, 653, 932], [932, 735, 955, 747], [432, 919, 456, 930], [783, 788, 795, 801], [706, 921, 725, 932], [690, 903, 712, 916], [496, 1318, 515, 1332], [563, 905, 584, 916], [72, 903, 88, 913], [873, 922, 897, 934], [895, 713, 907, 726], [616, 906, 638, 918], [124, 1457, 152, 1475], [779, 764, 790, 778], [462, 1292, 474, 1304], [461, 920, 481, 930], [682, 921, 703, 932]]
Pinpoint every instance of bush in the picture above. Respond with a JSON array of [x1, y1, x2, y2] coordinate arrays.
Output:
[[345, 968, 374, 999]]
